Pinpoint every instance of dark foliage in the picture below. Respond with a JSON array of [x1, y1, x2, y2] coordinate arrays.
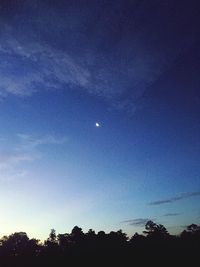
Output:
[[0, 221, 199, 266]]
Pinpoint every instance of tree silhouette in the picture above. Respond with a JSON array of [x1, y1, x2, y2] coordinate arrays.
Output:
[[44, 228, 59, 256], [181, 223, 200, 241], [187, 224, 200, 234], [129, 232, 145, 245], [1, 232, 39, 257], [0, 221, 199, 266], [57, 233, 70, 251], [143, 220, 169, 239], [70, 226, 84, 246]]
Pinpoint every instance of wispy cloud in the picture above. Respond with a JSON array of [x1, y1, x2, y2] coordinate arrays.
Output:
[[0, 133, 67, 180], [0, 32, 175, 105], [0, 149, 33, 183], [0, 33, 130, 102], [0, 170, 29, 182], [148, 192, 200, 206], [0, 0, 198, 111], [0, 35, 90, 97], [163, 213, 180, 217], [17, 133, 67, 150], [122, 218, 152, 227], [0, 151, 33, 170]]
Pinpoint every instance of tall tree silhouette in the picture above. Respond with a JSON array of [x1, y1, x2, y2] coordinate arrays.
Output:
[[143, 220, 169, 239], [1, 232, 39, 257]]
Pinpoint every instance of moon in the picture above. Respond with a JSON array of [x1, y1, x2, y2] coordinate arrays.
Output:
[[95, 122, 100, 127]]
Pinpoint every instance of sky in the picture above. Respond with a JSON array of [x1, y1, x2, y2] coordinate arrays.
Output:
[[0, 0, 200, 240]]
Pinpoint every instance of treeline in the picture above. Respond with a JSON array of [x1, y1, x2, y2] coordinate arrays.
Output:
[[0, 221, 199, 266]]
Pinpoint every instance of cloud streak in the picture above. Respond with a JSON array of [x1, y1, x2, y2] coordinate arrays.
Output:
[[122, 218, 152, 227], [148, 192, 200, 206], [17, 134, 67, 150], [163, 213, 180, 217]]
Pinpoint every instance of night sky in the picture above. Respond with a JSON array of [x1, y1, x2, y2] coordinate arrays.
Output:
[[0, 0, 200, 240]]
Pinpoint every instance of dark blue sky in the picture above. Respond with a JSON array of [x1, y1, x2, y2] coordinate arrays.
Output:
[[0, 0, 200, 239]]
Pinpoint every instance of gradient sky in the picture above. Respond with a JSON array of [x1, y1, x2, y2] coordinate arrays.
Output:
[[0, 0, 200, 240]]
